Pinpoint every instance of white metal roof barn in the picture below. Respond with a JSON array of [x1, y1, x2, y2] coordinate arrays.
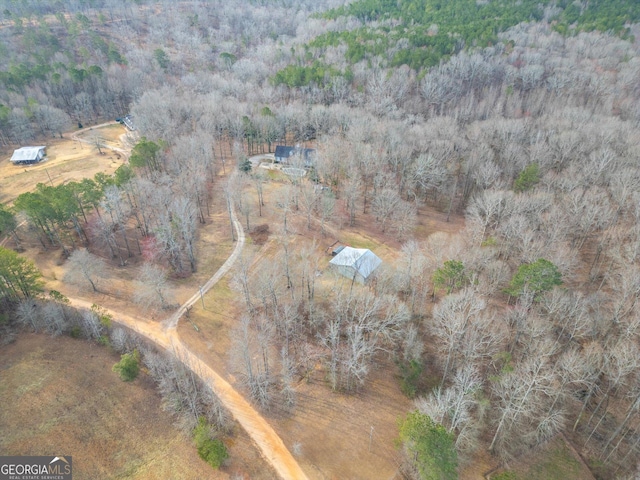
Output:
[[10, 146, 46, 164], [329, 247, 382, 284]]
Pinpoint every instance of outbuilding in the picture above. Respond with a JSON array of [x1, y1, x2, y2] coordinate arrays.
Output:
[[329, 247, 382, 284], [10, 146, 46, 165]]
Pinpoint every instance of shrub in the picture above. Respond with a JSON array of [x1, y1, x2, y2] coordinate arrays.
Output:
[[433, 260, 468, 295], [398, 359, 423, 398], [505, 258, 562, 299], [193, 417, 228, 469], [239, 158, 252, 173], [514, 163, 540, 192], [69, 325, 82, 338], [492, 472, 518, 480], [399, 411, 458, 480], [112, 349, 139, 381]]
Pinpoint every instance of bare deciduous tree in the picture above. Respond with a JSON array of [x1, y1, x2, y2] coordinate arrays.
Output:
[[429, 288, 487, 386], [133, 263, 173, 310], [64, 249, 107, 292]]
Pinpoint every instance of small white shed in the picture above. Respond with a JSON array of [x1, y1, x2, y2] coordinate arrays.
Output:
[[329, 247, 382, 284]]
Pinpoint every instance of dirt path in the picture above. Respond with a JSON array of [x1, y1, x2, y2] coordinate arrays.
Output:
[[163, 206, 245, 330], [71, 121, 131, 155], [36, 145, 307, 479], [66, 297, 308, 480]]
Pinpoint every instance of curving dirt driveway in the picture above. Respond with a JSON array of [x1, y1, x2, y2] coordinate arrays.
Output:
[[42, 136, 308, 480], [3, 126, 307, 478], [163, 206, 245, 331], [67, 296, 308, 480]]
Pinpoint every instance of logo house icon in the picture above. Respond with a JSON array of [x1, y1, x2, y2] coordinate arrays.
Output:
[[48, 456, 72, 476]]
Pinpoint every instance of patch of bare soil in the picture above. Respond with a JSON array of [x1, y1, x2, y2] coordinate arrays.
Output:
[[0, 332, 269, 479], [249, 224, 271, 245]]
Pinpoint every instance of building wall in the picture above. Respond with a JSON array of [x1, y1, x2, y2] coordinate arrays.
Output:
[[333, 265, 365, 284]]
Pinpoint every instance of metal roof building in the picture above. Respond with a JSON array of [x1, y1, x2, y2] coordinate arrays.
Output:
[[329, 247, 382, 284], [10, 146, 46, 164]]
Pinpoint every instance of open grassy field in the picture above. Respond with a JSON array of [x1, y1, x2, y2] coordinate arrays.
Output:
[[0, 332, 275, 480], [0, 124, 127, 204]]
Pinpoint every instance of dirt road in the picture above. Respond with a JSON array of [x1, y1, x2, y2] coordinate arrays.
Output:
[[4, 125, 308, 479], [163, 207, 245, 330], [49, 142, 306, 479], [71, 121, 131, 155], [67, 295, 309, 480]]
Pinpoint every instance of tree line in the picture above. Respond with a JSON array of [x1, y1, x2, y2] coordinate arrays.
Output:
[[3, 288, 231, 470]]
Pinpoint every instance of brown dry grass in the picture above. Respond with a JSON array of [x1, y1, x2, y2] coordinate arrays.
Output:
[[0, 332, 270, 480], [0, 125, 127, 204]]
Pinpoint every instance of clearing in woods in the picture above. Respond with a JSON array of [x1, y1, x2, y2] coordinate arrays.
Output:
[[2, 126, 307, 479], [0, 123, 128, 204], [175, 176, 468, 479], [0, 332, 274, 480]]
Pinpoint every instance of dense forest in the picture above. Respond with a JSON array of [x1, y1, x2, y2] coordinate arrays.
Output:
[[2, 0, 640, 479]]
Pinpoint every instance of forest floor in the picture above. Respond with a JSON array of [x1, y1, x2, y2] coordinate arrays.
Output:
[[0, 332, 272, 480], [176, 176, 475, 480], [488, 434, 596, 480]]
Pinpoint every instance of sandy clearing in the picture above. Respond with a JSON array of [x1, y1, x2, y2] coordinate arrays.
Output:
[[71, 121, 133, 155]]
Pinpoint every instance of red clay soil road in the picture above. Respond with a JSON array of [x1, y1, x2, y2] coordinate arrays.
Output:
[[15, 133, 308, 479], [67, 297, 309, 480]]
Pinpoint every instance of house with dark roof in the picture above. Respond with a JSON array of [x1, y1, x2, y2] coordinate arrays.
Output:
[[10, 146, 46, 165], [274, 145, 316, 167]]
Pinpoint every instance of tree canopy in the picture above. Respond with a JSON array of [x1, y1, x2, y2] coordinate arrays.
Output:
[[272, 0, 640, 78], [514, 163, 540, 193], [129, 137, 163, 171], [112, 349, 140, 381], [505, 258, 563, 299], [399, 410, 458, 480], [0, 246, 43, 302], [0, 203, 17, 237], [193, 417, 228, 469], [433, 260, 468, 295]]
